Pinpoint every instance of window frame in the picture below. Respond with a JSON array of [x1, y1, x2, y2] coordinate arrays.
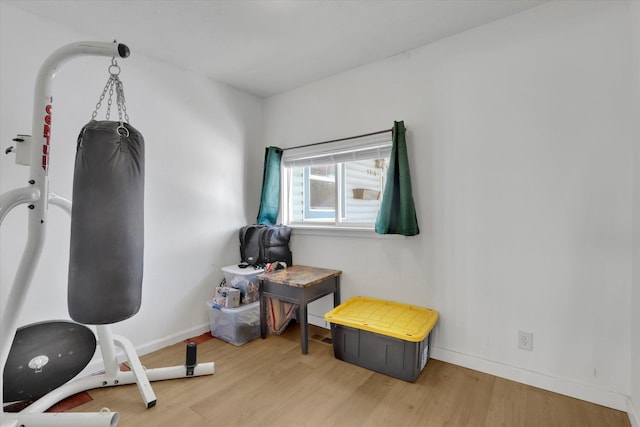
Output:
[[280, 132, 392, 231]]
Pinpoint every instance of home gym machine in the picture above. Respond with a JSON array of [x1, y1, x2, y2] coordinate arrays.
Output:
[[1, 41, 214, 427]]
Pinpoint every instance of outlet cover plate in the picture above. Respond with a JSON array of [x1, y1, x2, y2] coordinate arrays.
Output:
[[519, 331, 533, 351]]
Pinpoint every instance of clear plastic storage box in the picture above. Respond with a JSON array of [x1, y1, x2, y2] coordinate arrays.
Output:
[[207, 301, 260, 346], [221, 265, 264, 304]]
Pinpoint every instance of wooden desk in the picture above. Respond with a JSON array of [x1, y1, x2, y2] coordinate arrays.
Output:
[[259, 265, 341, 354]]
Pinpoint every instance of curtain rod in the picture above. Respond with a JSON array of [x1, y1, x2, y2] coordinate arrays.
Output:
[[280, 128, 393, 151]]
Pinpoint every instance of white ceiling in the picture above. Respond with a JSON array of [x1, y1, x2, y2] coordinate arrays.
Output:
[[9, 0, 547, 98]]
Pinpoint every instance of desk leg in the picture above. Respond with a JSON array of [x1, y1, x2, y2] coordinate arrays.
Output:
[[299, 303, 308, 355], [260, 287, 267, 339], [333, 276, 341, 307]]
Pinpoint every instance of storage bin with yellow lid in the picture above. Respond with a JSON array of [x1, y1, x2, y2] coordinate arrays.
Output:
[[324, 296, 438, 382]]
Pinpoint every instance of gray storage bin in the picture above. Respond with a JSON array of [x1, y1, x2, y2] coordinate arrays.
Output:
[[330, 324, 432, 382], [325, 296, 439, 382]]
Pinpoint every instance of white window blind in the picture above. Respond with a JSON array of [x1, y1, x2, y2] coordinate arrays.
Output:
[[282, 132, 392, 167]]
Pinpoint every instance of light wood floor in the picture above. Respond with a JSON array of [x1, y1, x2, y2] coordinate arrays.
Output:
[[69, 324, 630, 427]]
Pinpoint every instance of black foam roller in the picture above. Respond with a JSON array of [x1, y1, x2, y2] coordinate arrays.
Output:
[[68, 120, 144, 324]]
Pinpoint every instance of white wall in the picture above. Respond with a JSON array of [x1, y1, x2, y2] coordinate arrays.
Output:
[[263, 1, 634, 411], [631, 1, 640, 425], [0, 3, 262, 356]]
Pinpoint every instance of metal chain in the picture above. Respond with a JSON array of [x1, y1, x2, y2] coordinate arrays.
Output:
[[91, 78, 112, 120], [91, 57, 130, 132], [114, 77, 129, 123], [106, 81, 114, 120]]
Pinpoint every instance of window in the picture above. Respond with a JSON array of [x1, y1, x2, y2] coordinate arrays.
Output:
[[305, 165, 336, 219], [281, 132, 391, 229]]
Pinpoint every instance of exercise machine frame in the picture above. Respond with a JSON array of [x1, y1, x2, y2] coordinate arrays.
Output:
[[0, 41, 214, 427]]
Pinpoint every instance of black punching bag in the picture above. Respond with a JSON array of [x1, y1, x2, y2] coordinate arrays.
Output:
[[68, 120, 144, 324]]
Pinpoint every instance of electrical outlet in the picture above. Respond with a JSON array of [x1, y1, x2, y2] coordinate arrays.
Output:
[[518, 331, 533, 351]]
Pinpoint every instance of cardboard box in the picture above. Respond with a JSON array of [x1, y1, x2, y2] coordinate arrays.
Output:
[[213, 286, 240, 308]]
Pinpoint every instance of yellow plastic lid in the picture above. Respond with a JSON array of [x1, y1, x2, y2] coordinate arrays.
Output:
[[324, 296, 438, 342]]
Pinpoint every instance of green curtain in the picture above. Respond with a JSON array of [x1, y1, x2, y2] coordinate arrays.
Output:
[[375, 121, 419, 236], [257, 146, 283, 225]]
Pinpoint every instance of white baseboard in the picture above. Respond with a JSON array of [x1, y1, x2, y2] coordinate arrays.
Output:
[[135, 322, 211, 356], [308, 313, 330, 329], [430, 346, 629, 412], [629, 396, 640, 427]]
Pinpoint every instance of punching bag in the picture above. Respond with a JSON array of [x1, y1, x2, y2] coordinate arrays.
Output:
[[68, 120, 144, 324]]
